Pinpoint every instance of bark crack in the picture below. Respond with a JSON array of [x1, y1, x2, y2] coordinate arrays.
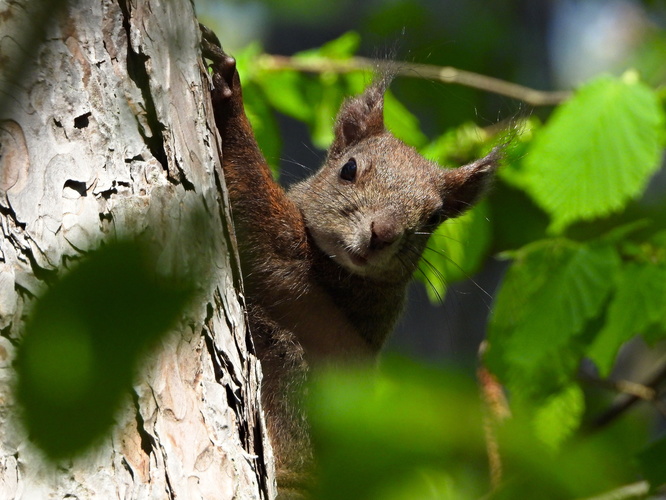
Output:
[[213, 167, 244, 292], [202, 322, 225, 383], [202, 305, 251, 451], [117, 0, 168, 173], [0, 203, 57, 284], [131, 389, 157, 457], [172, 158, 195, 192]]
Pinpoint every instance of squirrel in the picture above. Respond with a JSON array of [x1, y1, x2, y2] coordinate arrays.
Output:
[[201, 26, 500, 499]]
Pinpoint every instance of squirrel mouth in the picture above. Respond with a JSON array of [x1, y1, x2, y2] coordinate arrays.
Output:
[[347, 252, 368, 267]]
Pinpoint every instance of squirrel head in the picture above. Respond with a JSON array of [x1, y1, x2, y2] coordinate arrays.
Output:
[[288, 81, 500, 283]]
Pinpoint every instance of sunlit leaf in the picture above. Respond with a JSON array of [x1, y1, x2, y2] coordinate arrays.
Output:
[[310, 74, 345, 148], [255, 70, 314, 122], [487, 239, 620, 399], [384, 91, 428, 148], [587, 260, 666, 376], [421, 122, 488, 165], [521, 74, 664, 233], [296, 31, 361, 60], [532, 384, 584, 451]]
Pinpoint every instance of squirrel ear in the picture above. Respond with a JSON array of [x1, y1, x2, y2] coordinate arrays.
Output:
[[440, 148, 502, 218], [329, 83, 386, 158]]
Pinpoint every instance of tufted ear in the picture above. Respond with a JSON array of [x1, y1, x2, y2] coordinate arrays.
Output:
[[440, 147, 502, 218], [328, 83, 386, 159]]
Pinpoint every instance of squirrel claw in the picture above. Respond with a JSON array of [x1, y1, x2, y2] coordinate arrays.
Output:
[[200, 24, 238, 101], [199, 23, 221, 49]]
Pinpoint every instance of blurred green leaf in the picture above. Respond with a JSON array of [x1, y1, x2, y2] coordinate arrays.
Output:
[[370, 468, 468, 500], [493, 407, 635, 500], [532, 384, 584, 451], [637, 435, 666, 490], [520, 74, 664, 233], [296, 31, 361, 60], [308, 356, 632, 500], [487, 239, 620, 399], [309, 357, 487, 500], [233, 41, 263, 83], [256, 69, 314, 123], [243, 82, 283, 178], [384, 90, 428, 148], [417, 201, 491, 303], [310, 74, 346, 148], [16, 240, 191, 459], [421, 122, 488, 165]]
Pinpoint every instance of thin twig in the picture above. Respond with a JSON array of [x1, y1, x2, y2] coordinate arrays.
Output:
[[580, 373, 657, 401], [478, 341, 511, 492], [258, 54, 571, 107], [587, 358, 666, 432], [576, 481, 650, 500]]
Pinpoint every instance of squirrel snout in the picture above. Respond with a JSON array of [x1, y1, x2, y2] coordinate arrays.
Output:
[[369, 219, 401, 251]]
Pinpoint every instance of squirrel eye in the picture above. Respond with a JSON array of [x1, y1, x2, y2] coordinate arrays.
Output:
[[339, 158, 357, 182]]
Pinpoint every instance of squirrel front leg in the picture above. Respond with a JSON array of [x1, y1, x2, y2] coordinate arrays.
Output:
[[201, 27, 307, 271]]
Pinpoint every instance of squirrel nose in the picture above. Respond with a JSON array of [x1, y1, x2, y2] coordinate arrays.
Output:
[[369, 219, 401, 251]]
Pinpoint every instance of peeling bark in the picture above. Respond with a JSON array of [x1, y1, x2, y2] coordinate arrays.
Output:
[[0, 0, 275, 498]]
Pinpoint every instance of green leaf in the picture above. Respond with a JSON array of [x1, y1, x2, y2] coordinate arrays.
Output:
[[243, 82, 283, 178], [587, 260, 666, 376], [521, 74, 664, 233], [296, 31, 361, 60], [384, 91, 428, 148], [310, 74, 346, 149], [487, 239, 620, 399], [233, 41, 263, 83], [417, 201, 491, 303], [309, 358, 486, 500], [16, 240, 191, 459], [421, 122, 488, 166], [255, 70, 314, 122], [637, 435, 666, 489], [533, 384, 585, 451]]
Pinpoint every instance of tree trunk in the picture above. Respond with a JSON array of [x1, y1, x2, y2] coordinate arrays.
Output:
[[0, 0, 275, 498]]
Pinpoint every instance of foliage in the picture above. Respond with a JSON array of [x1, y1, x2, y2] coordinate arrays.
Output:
[[309, 358, 636, 500]]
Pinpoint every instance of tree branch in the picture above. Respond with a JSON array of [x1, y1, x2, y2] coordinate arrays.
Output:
[[586, 359, 666, 431], [258, 54, 571, 107], [577, 481, 649, 500], [580, 373, 657, 401]]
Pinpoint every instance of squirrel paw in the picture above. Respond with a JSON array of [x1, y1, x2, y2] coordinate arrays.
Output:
[[200, 23, 237, 101]]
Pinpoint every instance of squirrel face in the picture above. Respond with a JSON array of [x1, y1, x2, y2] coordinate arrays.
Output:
[[288, 81, 499, 283], [289, 133, 449, 281]]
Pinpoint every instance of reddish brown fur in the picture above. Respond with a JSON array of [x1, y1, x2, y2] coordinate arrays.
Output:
[[202, 30, 499, 498]]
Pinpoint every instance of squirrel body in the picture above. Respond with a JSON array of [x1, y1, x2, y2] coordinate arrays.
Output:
[[202, 29, 499, 497]]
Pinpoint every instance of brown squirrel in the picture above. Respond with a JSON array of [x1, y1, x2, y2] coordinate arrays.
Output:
[[201, 27, 500, 498]]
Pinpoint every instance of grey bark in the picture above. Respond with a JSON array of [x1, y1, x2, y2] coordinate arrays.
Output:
[[0, 0, 275, 498]]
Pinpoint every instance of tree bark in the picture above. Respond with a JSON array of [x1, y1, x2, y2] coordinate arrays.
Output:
[[0, 0, 275, 498]]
